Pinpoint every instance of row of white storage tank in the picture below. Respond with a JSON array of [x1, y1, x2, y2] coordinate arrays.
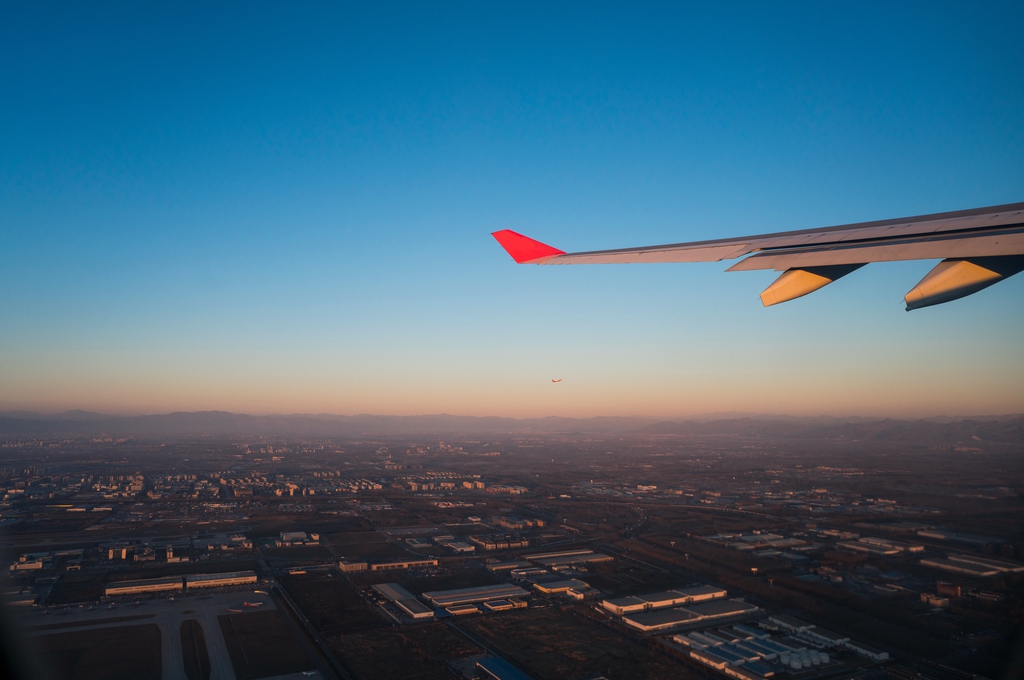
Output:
[[779, 650, 829, 669]]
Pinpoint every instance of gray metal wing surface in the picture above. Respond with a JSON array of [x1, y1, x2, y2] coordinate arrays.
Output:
[[491, 202, 1024, 310]]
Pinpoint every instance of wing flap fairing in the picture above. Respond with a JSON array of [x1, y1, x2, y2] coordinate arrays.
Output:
[[760, 265, 865, 307], [903, 256, 1024, 310]]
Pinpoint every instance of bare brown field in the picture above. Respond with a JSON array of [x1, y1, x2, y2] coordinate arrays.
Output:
[[281, 572, 389, 635], [337, 541, 414, 560], [463, 606, 694, 680], [33, 623, 162, 680], [218, 609, 316, 680], [266, 544, 333, 559], [326, 530, 389, 545], [328, 621, 482, 680]]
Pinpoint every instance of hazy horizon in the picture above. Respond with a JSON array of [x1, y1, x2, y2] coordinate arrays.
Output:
[[3, 406, 1022, 422]]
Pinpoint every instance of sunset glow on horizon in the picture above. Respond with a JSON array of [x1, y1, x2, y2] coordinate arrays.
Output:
[[2, 3, 1022, 419]]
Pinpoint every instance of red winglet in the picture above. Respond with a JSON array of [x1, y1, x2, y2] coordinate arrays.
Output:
[[491, 229, 566, 264]]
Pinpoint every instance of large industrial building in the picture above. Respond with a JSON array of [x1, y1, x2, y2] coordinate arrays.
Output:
[[622, 607, 701, 632], [486, 560, 532, 572], [373, 582, 434, 620], [422, 583, 529, 608], [521, 549, 613, 568], [622, 598, 759, 632], [370, 558, 439, 571], [766, 614, 888, 661], [469, 534, 530, 550], [104, 576, 184, 596], [673, 625, 809, 678], [531, 578, 589, 594], [104, 570, 257, 596], [603, 585, 727, 615], [668, 613, 891, 679], [920, 554, 1024, 577], [184, 571, 258, 589]]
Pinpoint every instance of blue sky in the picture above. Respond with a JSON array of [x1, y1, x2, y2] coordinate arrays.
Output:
[[2, 2, 1022, 417]]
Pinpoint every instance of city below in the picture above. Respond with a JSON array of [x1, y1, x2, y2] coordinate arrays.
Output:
[[0, 413, 1020, 680]]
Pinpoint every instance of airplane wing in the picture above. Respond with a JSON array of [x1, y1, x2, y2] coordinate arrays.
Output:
[[491, 202, 1024, 310]]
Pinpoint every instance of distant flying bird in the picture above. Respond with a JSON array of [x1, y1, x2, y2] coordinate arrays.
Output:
[[492, 202, 1024, 310], [551, 379, 562, 383]]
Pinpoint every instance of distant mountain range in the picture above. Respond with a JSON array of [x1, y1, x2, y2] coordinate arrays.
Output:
[[0, 410, 1021, 444]]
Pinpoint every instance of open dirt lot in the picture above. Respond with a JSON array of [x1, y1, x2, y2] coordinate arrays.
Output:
[[463, 606, 696, 680], [328, 621, 482, 680], [218, 609, 316, 680], [32, 623, 162, 680], [281, 571, 388, 635]]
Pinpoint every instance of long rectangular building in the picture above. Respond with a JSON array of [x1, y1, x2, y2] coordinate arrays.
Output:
[[532, 579, 588, 594], [370, 558, 439, 571], [522, 549, 594, 560], [522, 549, 614, 567], [603, 585, 727, 615], [623, 607, 701, 632], [422, 583, 529, 608], [373, 582, 433, 620], [945, 554, 1024, 573], [919, 558, 1000, 577], [105, 576, 183, 596], [185, 571, 258, 589], [486, 560, 532, 572], [623, 599, 759, 633]]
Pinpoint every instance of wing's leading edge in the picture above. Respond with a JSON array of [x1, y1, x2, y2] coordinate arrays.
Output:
[[491, 202, 1024, 310]]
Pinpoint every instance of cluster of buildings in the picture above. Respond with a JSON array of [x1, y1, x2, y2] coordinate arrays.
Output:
[[339, 557, 439, 572], [764, 615, 889, 660], [634, 602, 893, 680], [469, 534, 530, 551], [269, 531, 319, 547], [0, 471, 151, 502], [7, 528, 272, 575], [399, 471, 486, 492], [431, 535, 477, 553], [704, 532, 809, 552], [491, 516, 545, 530], [573, 478, 949, 518], [705, 525, 1024, 589], [608, 589, 760, 633], [363, 548, 623, 621], [671, 623, 788, 679], [0, 463, 404, 505], [835, 535, 925, 555], [102, 533, 253, 564], [486, 485, 529, 495], [9, 549, 83, 572]]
